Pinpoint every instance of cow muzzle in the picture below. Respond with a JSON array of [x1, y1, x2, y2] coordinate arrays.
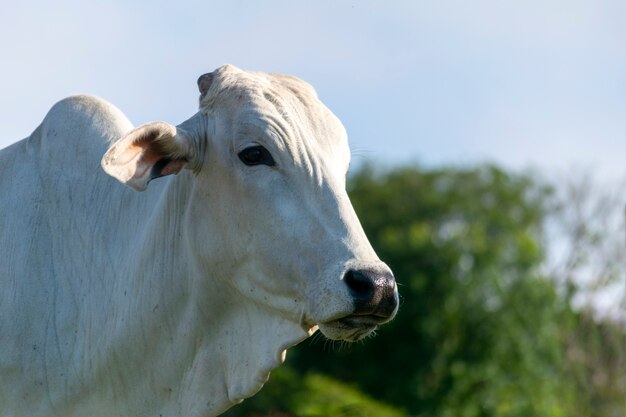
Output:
[[319, 266, 399, 342], [343, 268, 398, 321]]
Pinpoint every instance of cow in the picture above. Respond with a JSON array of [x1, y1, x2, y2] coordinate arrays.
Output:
[[0, 64, 398, 417]]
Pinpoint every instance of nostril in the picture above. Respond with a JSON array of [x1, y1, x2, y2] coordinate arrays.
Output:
[[344, 269, 375, 299]]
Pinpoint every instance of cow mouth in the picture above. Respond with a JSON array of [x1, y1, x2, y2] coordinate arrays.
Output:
[[337, 314, 386, 328], [319, 314, 388, 342]]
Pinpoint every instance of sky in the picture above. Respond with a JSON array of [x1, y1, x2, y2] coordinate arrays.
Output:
[[1, 1, 624, 312], [2, 1, 625, 177]]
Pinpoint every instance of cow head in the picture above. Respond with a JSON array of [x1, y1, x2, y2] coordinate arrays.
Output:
[[102, 64, 398, 343]]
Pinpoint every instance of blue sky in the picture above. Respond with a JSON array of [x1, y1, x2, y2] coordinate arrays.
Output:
[[2, 0, 625, 180]]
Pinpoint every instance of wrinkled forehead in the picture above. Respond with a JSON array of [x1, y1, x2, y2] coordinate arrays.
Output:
[[200, 66, 350, 168]]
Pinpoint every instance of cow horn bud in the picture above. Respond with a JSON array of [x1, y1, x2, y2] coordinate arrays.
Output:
[[197, 73, 214, 98]]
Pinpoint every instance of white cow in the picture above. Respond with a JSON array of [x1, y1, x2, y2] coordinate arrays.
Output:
[[0, 64, 398, 417]]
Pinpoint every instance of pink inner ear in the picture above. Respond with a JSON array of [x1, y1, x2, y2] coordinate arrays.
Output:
[[131, 146, 162, 181], [106, 142, 143, 166], [103, 121, 191, 191]]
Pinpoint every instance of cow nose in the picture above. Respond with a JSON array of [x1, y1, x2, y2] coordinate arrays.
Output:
[[344, 268, 398, 319]]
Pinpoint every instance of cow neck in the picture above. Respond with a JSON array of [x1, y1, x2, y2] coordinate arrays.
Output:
[[181, 294, 314, 415], [140, 177, 315, 416], [170, 271, 314, 415]]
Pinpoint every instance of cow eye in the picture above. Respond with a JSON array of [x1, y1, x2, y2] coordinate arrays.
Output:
[[238, 146, 276, 167]]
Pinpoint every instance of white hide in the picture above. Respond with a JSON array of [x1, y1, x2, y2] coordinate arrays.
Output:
[[0, 65, 396, 417]]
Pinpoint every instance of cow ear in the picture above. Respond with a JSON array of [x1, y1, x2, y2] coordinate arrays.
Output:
[[101, 121, 194, 191]]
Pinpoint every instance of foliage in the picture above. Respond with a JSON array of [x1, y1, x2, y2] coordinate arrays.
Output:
[[543, 171, 626, 317], [563, 312, 626, 417], [223, 366, 409, 417], [226, 164, 625, 417]]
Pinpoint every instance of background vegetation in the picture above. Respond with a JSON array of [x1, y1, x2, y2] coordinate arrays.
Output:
[[224, 164, 625, 417]]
